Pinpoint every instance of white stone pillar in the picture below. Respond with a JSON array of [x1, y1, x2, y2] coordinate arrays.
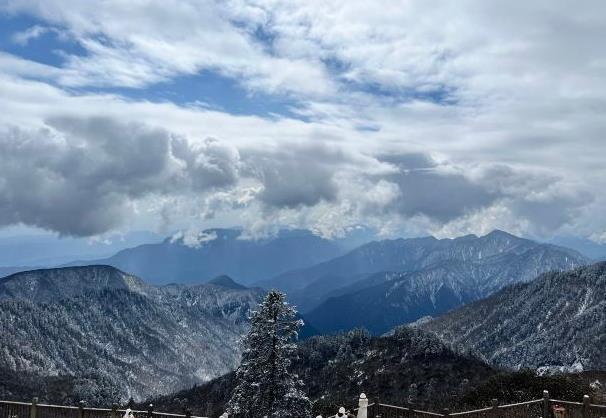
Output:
[[357, 393, 368, 418]]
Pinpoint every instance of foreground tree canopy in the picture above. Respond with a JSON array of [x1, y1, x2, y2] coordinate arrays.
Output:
[[228, 290, 311, 418]]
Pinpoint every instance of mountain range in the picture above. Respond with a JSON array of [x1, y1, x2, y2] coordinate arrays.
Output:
[[0, 265, 263, 402], [266, 230, 588, 334], [420, 261, 606, 372], [0, 229, 602, 409], [65, 229, 359, 286]]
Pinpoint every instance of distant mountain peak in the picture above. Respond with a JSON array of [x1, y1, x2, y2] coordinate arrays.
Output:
[[0, 264, 150, 302], [454, 233, 479, 241], [483, 229, 520, 240], [208, 275, 247, 289], [75, 227, 347, 285], [1, 264, 128, 283]]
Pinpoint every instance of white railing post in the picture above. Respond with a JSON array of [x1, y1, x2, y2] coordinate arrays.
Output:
[[357, 393, 368, 418], [582, 394, 590, 418], [30, 397, 38, 418]]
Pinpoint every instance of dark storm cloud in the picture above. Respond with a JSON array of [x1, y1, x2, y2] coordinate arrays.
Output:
[[377, 155, 591, 234], [0, 117, 240, 236], [0, 117, 593, 238], [242, 144, 346, 209], [378, 153, 436, 170], [378, 153, 500, 222]]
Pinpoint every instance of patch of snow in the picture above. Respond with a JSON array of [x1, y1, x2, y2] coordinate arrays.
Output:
[[575, 288, 592, 317]]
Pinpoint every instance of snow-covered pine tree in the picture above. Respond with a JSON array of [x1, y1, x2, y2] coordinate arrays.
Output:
[[228, 290, 311, 418]]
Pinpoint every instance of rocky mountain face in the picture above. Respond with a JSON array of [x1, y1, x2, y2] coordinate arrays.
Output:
[[68, 229, 347, 286], [0, 266, 264, 402], [420, 262, 606, 371], [286, 231, 587, 334]]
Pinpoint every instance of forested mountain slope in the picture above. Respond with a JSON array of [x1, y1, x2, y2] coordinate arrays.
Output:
[[263, 230, 587, 299], [148, 327, 497, 416], [299, 231, 587, 334], [0, 266, 263, 401], [421, 262, 606, 371]]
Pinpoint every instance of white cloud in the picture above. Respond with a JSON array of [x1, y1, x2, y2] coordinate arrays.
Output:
[[0, 116, 241, 235], [1, 0, 336, 95], [1, 1, 605, 241], [11, 25, 49, 45]]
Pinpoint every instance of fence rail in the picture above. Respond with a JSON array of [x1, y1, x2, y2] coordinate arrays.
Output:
[[0, 400, 208, 418], [341, 391, 605, 418], [3, 390, 606, 418]]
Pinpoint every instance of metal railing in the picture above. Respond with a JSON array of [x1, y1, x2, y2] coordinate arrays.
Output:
[[3, 390, 606, 418], [0, 400, 209, 418], [339, 391, 606, 418]]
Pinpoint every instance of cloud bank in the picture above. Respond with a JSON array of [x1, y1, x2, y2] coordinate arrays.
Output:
[[0, 0, 605, 241]]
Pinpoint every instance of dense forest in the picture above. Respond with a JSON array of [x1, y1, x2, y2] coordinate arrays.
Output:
[[143, 328, 606, 417]]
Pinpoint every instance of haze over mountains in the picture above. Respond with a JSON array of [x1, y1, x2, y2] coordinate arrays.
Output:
[[0, 266, 263, 402], [65, 229, 366, 285], [421, 262, 606, 372], [0, 231, 163, 267], [548, 236, 606, 261], [1, 229, 589, 336]]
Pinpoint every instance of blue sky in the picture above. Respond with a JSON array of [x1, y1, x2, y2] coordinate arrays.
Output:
[[0, 1, 605, 243], [0, 12, 305, 118], [0, 7, 457, 116]]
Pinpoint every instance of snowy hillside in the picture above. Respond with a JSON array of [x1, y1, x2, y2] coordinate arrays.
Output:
[[421, 262, 606, 371], [0, 266, 264, 401]]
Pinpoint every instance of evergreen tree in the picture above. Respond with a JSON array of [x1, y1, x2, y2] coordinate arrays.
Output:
[[228, 291, 311, 418]]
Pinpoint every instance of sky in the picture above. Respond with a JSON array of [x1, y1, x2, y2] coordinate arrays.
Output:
[[0, 0, 605, 243]]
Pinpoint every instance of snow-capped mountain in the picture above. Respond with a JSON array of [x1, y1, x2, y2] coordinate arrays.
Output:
[[283, 231, 588, 334], [420, 261, 606, 371], [0, 266, 264, 402]]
